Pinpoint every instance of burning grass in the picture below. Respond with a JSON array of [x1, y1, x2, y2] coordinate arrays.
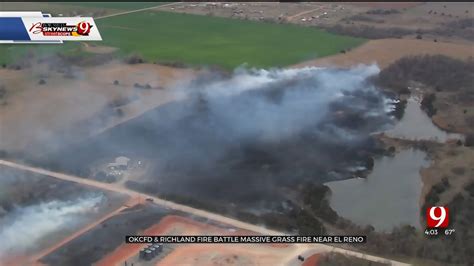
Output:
[[41, 66, 395, 214]]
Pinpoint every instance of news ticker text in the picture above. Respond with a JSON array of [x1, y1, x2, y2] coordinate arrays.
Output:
[[126, 235, 367, 244]]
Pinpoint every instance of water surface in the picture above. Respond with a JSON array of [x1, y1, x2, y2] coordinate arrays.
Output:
[[386, 96, 463, 142], [325, 149, 430, 231]]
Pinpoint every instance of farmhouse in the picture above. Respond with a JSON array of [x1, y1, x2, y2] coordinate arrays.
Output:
[[107, 156, 130, 170]]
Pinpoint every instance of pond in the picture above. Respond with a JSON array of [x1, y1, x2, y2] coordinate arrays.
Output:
[[325, 149, 430, 231], [386, 96, 463, 142]]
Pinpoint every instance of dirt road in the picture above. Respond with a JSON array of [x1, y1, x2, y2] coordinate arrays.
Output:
[[286, 6, 323, 21], [30, 198, 137, 263], [96, 2, 179, 20], [0, 159, 409, 266]]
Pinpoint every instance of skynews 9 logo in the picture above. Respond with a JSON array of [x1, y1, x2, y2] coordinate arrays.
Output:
[[426, 206, 449, 228], [29, 21, 93, 36]]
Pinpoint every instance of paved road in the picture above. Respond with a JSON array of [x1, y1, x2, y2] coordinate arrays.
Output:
[[0, 159, 409, 266]]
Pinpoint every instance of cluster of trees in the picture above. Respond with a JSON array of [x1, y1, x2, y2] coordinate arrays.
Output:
[[347, 14, 385, 23], [327, 16, 473, 41], [433, 18, 474, 41], [124, 54, 144, 64], [124, 53, 193, 69], [154, 60, 189, 69], [366, 9, 400, 15], [301, 183, 338, 224], [420, 93, 437, 117], [445, 18, 473, 30], [133, 83, 152, 89], [392, 99, 407, 119], [375, 55, 474, 133], [464, 134, 474, 146], [431, 189, 474, 263], [376, 55, 474, 95], [422, 177, 450, 212]]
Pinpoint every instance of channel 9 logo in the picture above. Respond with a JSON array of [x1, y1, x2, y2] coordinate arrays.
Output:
[[426, 206, 449, 228]]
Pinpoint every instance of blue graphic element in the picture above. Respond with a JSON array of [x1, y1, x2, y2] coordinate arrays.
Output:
[[0, 17, 30, 41]]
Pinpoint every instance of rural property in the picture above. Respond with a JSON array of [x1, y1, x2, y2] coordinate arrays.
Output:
[[0, 2, 473, 266]]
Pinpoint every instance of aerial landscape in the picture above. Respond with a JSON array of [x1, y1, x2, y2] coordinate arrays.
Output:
[[0, 1, 473, 265]]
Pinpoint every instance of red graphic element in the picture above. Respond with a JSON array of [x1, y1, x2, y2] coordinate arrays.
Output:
[[76, 22, 92, 35], [29, 22, 43, 34], [426, 206, 449, 228]]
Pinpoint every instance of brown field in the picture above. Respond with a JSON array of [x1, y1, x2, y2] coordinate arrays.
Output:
[[163, 2, 472, 45], [420, 144, 474, 206], [347, 2, 421, 9], [430, 91, 474, 135], [344, 2, 472, 32], [302, 253, 321, 266], [157, 243, 291, 266], [95, 215, 292, 266], [0, 61, 197, 156], [294, 39, 474, 70]]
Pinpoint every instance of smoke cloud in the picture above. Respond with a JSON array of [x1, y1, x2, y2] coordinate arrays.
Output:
[[49, 65, 395, 206], [0, 194, 104, 259], [200, 65, 384, 141]]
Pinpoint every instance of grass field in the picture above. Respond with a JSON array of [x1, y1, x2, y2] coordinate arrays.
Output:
[[0, 9, 365, 69], [0, 2, 160, 65], [97, 11, 365, 69]]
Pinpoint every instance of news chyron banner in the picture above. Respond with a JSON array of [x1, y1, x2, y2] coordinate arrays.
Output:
[[0, 12, 101, 44]]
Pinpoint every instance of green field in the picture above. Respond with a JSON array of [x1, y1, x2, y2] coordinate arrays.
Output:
[[97, 11, 365, 69], [0, 2, 163, 66], [0, 10, 365, 69]]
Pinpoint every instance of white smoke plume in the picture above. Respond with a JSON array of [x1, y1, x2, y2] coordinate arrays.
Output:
[[45, 64, 395, 204], [0, 194, 104, 259], [199, 65, 384, 142]]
